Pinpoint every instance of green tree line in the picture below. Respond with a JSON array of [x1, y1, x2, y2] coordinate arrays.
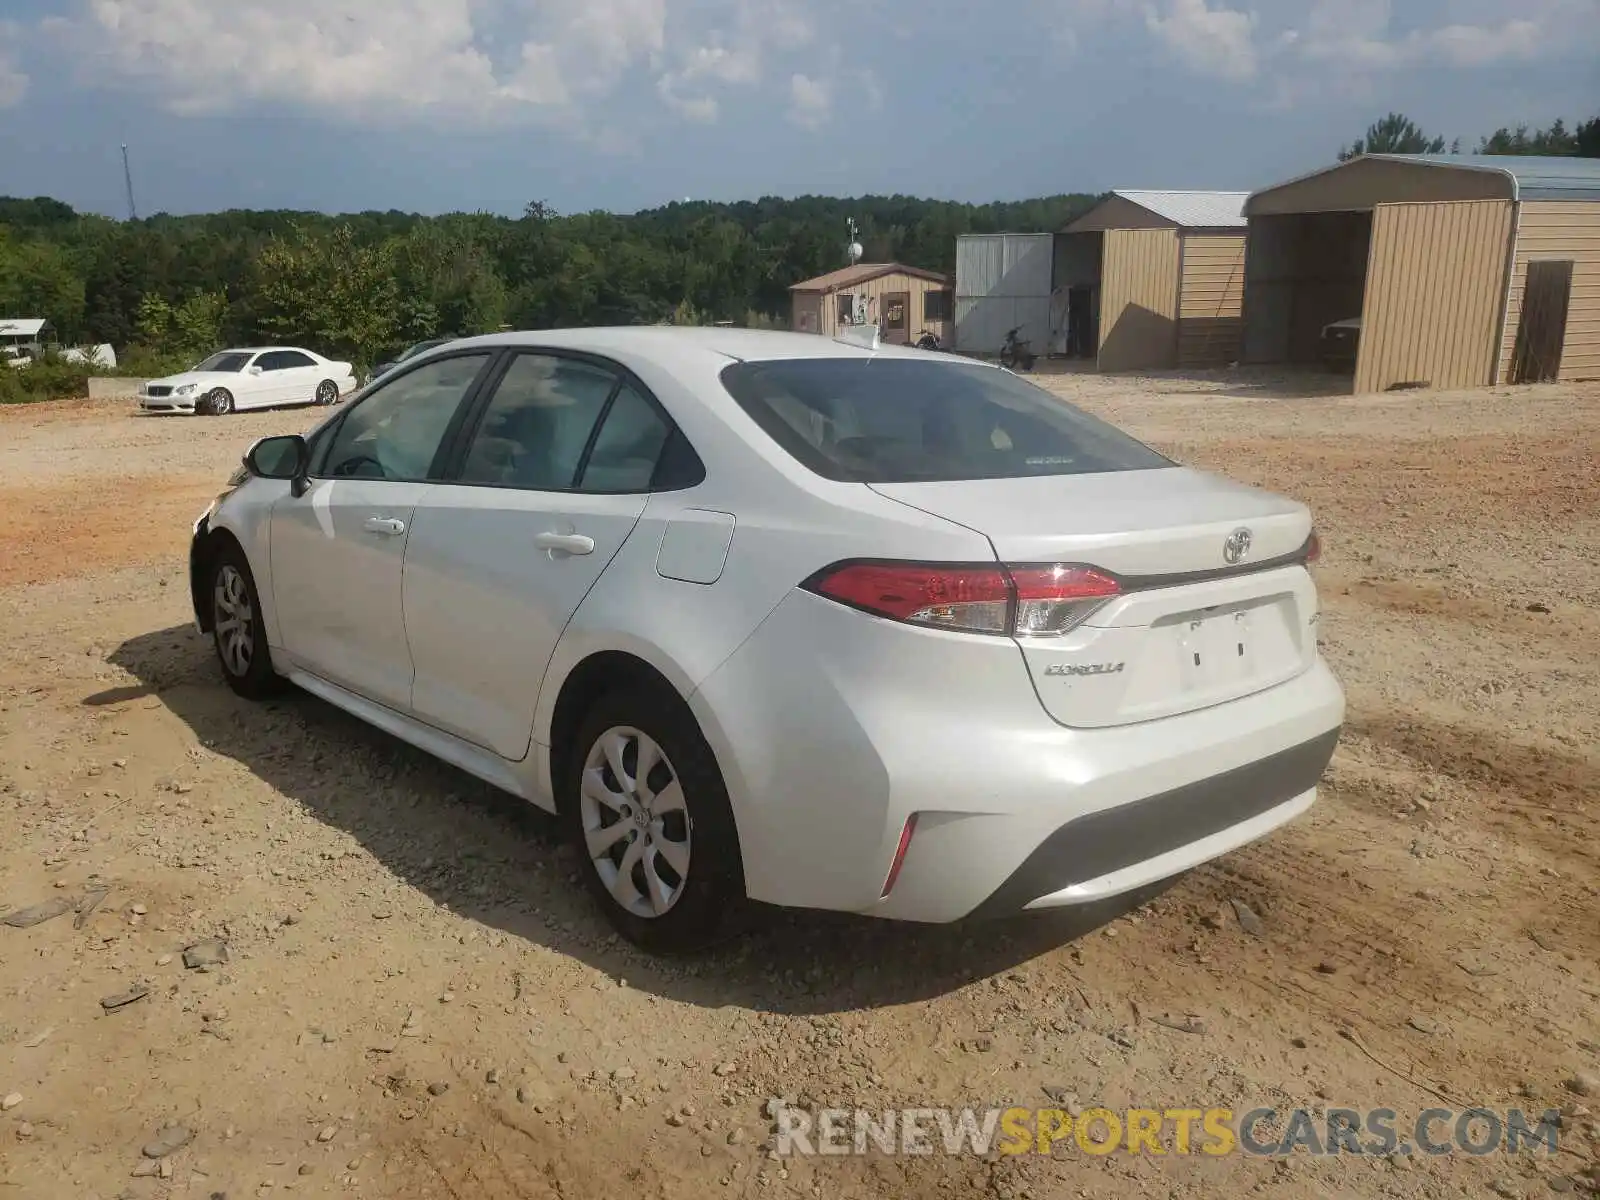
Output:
[[1339, 111, 1600, 160], [0, 192, 1098, 380]]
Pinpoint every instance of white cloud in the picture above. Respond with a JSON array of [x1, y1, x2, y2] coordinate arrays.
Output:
[[43, 0, 822, 128], [1138, 0, 1598, 96], [787, 72, 831, 129], [1276, 0, 1599, 79], [1144, 0, 1259, 81], [0, 23, 28, 107]]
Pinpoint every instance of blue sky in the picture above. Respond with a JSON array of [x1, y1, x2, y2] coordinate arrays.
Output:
[[0, 0, 1595, 218]]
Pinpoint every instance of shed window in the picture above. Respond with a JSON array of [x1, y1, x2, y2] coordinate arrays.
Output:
[[923, 289, 952, 322], [836, 294, 854, 325]]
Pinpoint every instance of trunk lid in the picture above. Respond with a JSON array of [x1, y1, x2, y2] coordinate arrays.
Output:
[[869, 468, 1321, 729]]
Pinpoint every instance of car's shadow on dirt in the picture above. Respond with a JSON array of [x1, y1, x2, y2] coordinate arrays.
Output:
[[102, 625, 1169, 1015]]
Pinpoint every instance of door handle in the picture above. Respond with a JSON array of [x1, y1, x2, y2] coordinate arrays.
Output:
[[534, 531, 595, 556], [362, 516, 406, 536]]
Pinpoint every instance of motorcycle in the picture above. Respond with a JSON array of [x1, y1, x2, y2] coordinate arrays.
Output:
[[914, 330, 943, 351], [1000, 327, 1036, 372]]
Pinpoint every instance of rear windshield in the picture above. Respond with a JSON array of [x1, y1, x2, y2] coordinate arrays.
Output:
[[718, 357, 1172, 483]]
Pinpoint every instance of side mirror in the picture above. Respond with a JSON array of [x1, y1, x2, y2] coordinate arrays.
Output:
[[244, 434, 308, 481], [248, 365, 264, 376]]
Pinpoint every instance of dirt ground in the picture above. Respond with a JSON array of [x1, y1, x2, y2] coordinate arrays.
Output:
[[2, 368, 1597, 1200]]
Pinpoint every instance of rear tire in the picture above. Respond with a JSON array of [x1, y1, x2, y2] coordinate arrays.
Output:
[[562, 683, 746, 954], [208, 540, 283, 699], [314, 379, 339, 406]]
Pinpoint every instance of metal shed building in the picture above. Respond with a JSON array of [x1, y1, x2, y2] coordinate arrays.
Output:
[[952, 233, 1057, 356], [1242, 154, 1600, 394], [1057, 190, 1250, 372], [790, 263, 952, 345]]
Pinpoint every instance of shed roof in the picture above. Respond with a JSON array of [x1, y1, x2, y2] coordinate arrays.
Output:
[[1248, 154, 1600, 214], [0, 318, 51, 338], [790, 262, 948, 293], [1111, 190, 1249, 227], [1064, 190, 1248, 233], [1371, 154, 1600, 201]]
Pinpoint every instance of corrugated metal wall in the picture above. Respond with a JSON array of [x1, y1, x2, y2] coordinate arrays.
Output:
[[956, 236, 1007, 296], [1498, 201, 1600, 382], [955, 233, 1056, 353], [1097, 228, 1179, 372], [1354, 200, 1514, 394], [1177, 232, 1246, 368]]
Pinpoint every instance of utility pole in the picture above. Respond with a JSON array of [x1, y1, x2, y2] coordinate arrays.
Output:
[[121, 144, 138, 221]]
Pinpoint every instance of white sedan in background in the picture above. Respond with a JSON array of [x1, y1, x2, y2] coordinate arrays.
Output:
[[187, 327, 1343, 953], [140, 347, 356, 416]]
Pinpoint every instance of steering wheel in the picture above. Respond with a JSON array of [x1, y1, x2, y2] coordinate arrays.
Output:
[[331, 454, 386, 478]]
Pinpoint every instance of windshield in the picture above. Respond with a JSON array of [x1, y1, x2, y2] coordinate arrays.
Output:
[[718, 358, 1173, 483], [193, 352, 252, 373]]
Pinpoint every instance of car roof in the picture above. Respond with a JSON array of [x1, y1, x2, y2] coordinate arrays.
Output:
[[214, 346, 319, 355], [438, 326, 962, 368]]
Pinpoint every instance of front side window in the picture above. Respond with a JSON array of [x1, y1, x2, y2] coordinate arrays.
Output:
[[719, 357, 1173, 484], [275, 350, 316, 369], [458, 354, 620, 490], [195, 352, 251, 373], [322, 352, 491, 481], [254, 352, 288, 372]]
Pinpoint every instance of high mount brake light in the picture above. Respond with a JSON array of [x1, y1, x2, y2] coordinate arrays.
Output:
[[803, 561, 1121, 637]]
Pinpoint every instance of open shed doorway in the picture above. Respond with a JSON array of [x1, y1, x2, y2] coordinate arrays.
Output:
[[1053, 231, 1102, 360], [1242, 211, 1373, 376]]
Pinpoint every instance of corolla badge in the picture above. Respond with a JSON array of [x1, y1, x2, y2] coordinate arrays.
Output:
[[1043, 662, 1125, 677], [1222, 528, 1253, 565]]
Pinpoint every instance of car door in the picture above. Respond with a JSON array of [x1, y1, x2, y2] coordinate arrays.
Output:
[[270, 349, 321, 406], [402, 352, 679, 759], [240, 351, 291, 409], [267, 350, 496, 709]]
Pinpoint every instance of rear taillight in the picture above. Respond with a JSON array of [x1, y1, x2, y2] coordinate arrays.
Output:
[[803, 561, 1120, 637], [1305, 529, 1321, 563], [1009, 565, 1122, 636]]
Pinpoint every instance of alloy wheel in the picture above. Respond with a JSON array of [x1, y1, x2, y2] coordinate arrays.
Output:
[[579, 726, 692, 918], [315, 380, 338, 405], [213, 564, 254, 677]]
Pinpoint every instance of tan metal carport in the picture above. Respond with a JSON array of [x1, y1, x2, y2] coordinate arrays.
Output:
[[1242, 154, 1600, 393]]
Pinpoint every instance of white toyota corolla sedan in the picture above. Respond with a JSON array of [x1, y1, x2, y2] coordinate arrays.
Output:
[[187, 327, 1344, 953]]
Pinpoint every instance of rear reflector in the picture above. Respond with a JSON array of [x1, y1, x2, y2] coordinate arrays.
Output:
[[1306, 528, 1322, 563], [803, 561, 1120, 638], [881, 814, 918, 898]]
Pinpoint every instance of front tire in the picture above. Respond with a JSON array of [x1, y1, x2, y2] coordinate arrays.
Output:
[[563, 684, 746, 954], [209, 542, 282, 699], [314, 379, 339, 406], [204, 388, 234, 416]]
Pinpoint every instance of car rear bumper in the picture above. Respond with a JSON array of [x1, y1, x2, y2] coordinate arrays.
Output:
[[690, 588, 1345, 923]]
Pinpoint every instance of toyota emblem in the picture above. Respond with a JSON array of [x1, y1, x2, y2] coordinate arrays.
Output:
[[1222, 528, 1252, 565]]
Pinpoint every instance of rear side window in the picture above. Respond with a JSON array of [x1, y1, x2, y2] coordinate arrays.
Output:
[[718, 358, 1172, 483], [578, 383, 670, 492], [459, 354, 619, 490]]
